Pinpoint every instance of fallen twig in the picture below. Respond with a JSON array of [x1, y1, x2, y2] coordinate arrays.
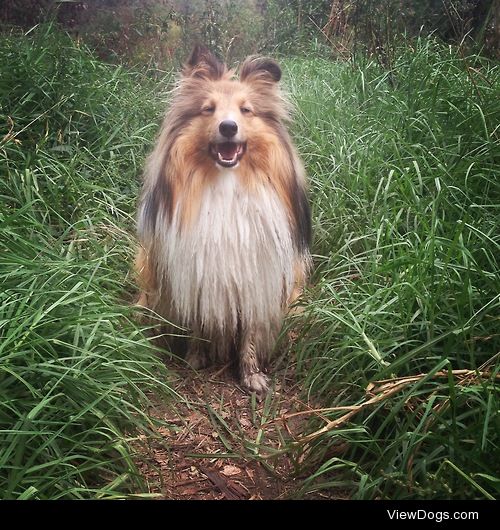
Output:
[[291, 368, 497, 447]]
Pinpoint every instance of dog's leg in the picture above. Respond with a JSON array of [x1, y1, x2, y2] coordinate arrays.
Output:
[[239, 330, 269, 397], [287, 256, 310, 312], [134, 246, 159, 314], [186, 339, 209, 370]]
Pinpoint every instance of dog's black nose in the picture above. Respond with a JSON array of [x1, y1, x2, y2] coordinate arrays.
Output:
[[219, 120, 238, 138]]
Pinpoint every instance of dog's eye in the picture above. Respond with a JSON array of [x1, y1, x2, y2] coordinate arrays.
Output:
[[202, 106, 215, 114], [240, 107, 252, 115]]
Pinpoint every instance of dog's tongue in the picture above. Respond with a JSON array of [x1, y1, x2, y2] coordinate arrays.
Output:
[[218, 142, 238, 159]]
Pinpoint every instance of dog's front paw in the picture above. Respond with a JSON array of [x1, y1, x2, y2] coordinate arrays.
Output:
[[186, 348, 208, 370], [241, 371, 269, 399]]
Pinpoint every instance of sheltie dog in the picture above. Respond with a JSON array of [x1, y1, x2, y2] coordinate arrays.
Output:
[[135, 45, 311, 396]]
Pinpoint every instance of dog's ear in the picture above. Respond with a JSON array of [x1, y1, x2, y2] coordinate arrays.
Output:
[[240, 57, 281, 84], [183, 44, 225, 80]]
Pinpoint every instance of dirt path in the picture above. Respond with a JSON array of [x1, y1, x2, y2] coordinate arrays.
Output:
[[136, 358, 346, 500]]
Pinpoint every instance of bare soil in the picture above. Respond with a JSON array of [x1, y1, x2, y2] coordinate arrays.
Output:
[[135, 358, 348, 500]]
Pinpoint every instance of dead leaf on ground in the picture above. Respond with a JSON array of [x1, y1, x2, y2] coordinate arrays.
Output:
[[222, 464, 242, 476]]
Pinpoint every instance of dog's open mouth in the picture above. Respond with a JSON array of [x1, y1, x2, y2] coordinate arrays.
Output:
[[210, 142, 246, 168]]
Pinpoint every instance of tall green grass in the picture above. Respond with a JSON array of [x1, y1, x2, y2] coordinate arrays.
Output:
[[0, 27, 175, 499], [1, 27, 498, 500], [284, 40, 499, 499]]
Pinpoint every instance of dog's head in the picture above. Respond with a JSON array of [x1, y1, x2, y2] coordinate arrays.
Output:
[[170, 45, 289, 170]]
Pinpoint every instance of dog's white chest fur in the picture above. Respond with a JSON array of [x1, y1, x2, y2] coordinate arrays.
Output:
[[160, 170, 295, 335]]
